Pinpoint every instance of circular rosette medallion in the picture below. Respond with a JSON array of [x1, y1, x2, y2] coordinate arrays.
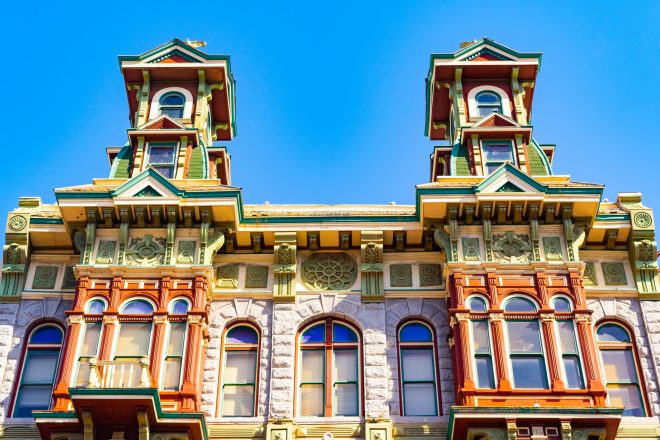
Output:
[[302, 252, 357, 291]]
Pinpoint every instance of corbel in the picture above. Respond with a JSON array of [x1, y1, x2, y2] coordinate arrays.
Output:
[[135, 206, 146, 228], [74, 230, 86, 264], [82, 208, 97, 265], [423, 230, 434, 251], [132, 136, 146, 175], [202, 230, 225, 265], [182, 208, 194, 228], [224, 233, 235, 253], [209, 82, 225, 92], [628, 208, 659, 295], [165, 207, 177, 264], [482, 203, 493, 261], [137, 409, 150, 440], [273, 232, 297, 302], [529, 202, 541, 261], [471, 134, 482, 175], [251, 232, 263, 254], [360, 231, 384, 302], [545, 204, 556, 224], [560, 421, 572, 440], [496, 202, 508, 224], [605, 229, 617, 250], [339, 231, 352, 250], [511, 66, 528, 125], [464, 204, 475, 225], [448, 205, 459, 261], [569, 224, 586, 263], [506, 420, 517, 440], [103, 207, 114, 228], [512, 202, 524, 224], [117, 208, 130, 265], [514, 133, 526, 168], [150, 206, 162, 228], [194, 69, 206, 131], [562, 205, 573, 240], [176, 135, 188, 179], [393, 231, 406, 252], [454, 68, 467, 126], [434, 227, 452, 262], [198, 207, 212, 263], [136, 70, 151, 127], [82, 410, 94, 440], [307, 231, 319, 251]]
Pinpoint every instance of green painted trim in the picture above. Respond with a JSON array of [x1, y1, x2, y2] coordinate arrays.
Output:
[[430, 38, 543, 64], [118, 39, 230, 63], [112, 168, 185, 197], [449, 405, 622, 415], [241, 215, 418, 224], [529, 138, 552, 175], [34, 410, 78, 419], [109, 143, 133, 179], [595, 213, 631, 221], [475, 163, 546, 193], [30, 218, 64, 225]]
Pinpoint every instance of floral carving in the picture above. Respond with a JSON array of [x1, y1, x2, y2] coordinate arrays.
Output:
[[389, 264, 412, 287], [492, 232, 532, 263], [461, 238, 481, 261], [601, 262, 627, 285], [639, 240, 656, 261], [216, 264, 239, 288], [62, 266, 77, 289], [245, 265, 269, 288], [176, 241, 196, 264], [32, 266, 58, 289], [6, 243, 21, 264], [126, 235, 165, 266], [96, 240, 117, 264], [542, 237, 563, 261], [583, 262, 598, 286], [364, 243, 379, 264], [302, 253, 357, 291], [419, 264, 443, 287]]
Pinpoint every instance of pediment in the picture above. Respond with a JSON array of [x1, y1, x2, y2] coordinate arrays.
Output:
[[475, 163, 547, 194], [150, 48, 203, 63], [112, 168, 183, 199], [138, 115, 186, 130], [453, 38, 540, 64], [459, 46, 514, 62], [472, 112, 520, 128]]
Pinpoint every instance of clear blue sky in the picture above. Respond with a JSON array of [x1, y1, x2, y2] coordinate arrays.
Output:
[[1, 1, 658, 222]]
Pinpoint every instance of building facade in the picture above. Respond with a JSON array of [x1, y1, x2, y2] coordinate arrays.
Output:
[[0, 38, 658, 440]]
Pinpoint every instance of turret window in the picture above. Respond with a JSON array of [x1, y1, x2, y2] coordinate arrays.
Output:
[[475, 91, 502, 117], [146, 142, 178, 178], [481, 141, 515, 174], [159, 92, 185, 118]]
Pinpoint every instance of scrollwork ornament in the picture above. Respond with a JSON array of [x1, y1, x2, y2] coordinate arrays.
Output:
[[639, 239, 656, 261]]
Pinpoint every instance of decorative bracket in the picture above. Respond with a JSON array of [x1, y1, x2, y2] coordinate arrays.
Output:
[[165, 207, 177, 264], [273, 232, 297, 302], [117, 208, 130, 265], [82, 208, 97, 265], [361, 231, 384, 302]]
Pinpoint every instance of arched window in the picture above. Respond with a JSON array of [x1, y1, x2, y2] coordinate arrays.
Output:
[[553, 297, 572, 313], [504, 296, 548, 389], [159, 92, 185, 118], [170, 298, 190, 315], [299, 318, 360, 417], [161, 299, 190, 391], [468, 296, 487, 313], [398, 321, 439, 415], [221, 325, 259, 416], [475, 91, 502, 117], [13, 324, 63, 417], [596, 322, 647, 416], [114, 299, 154, 384], [86, 298, 106, 315]]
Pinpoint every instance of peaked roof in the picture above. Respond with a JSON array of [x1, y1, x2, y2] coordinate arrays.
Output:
[[472, 112, 521, 128], [474, 163, 547, 194], [138, 115, 186, 130], [431, 38, 543, 65], [118, 38, 230, 64]]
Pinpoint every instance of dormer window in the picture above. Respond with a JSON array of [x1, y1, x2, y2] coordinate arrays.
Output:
[[146, 142, 178, 178], [159, 92, 185, 118], [475, 91, 502, 117], [482, 140, 515, 174]]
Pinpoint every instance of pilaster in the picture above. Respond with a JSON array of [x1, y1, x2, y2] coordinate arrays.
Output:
[[361, 231, 384, 302], [273, 232, 297, 302]]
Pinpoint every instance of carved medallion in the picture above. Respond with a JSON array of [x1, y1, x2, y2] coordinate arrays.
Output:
[[245, 265, 269, 288], [634, 212, 653, 229], [601, 262, 627, 285], [126, 235, 166, 266], [216, 264, 239, 288], [302, 253, 357, 291], [8, 215, 27, 232], [492, 232, 532, 263], [419, 264, 443, 287], [32, 266, 58, 289], [389, 264, 412, 287]]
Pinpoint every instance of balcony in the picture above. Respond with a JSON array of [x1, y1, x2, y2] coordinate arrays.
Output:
[[84, 357, 151, 389]]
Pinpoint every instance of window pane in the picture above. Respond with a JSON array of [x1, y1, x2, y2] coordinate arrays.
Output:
[[469, 297, 487, 312], [75, 360, 91, 387], [162, 358, 182, 390], [121, 300, 154, 315], [476, 92, 500, 104], [300, 384, 324, 416], [14, 385, 52, 416], [81, 324, 101, 356], [23, 352, 58, 384], [475, 357, 495, 389], [400, 322, 433, 342], [512, 357, 548, 389], [226, 326, 258, 344], [152, 166, 174, 178], [301, 350, 324, 382], [87, 300, 105, 314], [402, 348, 434, 382], [333, 323, 358, 343], [478, 106, 501, 117], [148, 146, 176, 164], [403, 383, 437, 416], [483, 144, 513, 162], [30, 327, 62, 344], [116, 323, 151, 357], [171, 300, 189, 315], [601, 349, 638, 382], [161, 108, 184, 118], [161, 93, 184, 106], [224, 351, 256, 384], [557, 321, 577, 353], [485, 163, 502, 174], [334, 383, 358, 416], [608, 384, 644, 416], [553, 297, 572, 313], [472, 321, 490, 354], [563, 356, 584, 389], [597, 324, 630, 343], [334, 349, 357, 382], [222, 385, 255, 416], [168, 323, 186, 356], [507, 321, 541, 353], [301, 324, 325, 343], [504, 297, 536, 313]]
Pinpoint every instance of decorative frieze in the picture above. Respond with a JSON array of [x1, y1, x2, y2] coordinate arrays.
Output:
[[542, 237, 562, 261], [216, 264, 239, 288], [176, 240, 196, 264], [126, 235, 166, 266], [419, 264, 443, 287], [461, 237, 481, 261], [492, 232, 532, 263], [601, 262, 627, 285], [245, 265, 269, 288], [32, 266, 58, 289], [302, 252, 357, 291], [95, 240, 117, 264], [389, 264, 413, 287]]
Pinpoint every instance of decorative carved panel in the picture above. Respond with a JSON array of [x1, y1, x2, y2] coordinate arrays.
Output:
[[419, 264, 443, 287], [126, 235, 166, 266], [389, 264, 412, 287], [601, 262, 627, 285], [542, 237, 563, 261], [32, 266, 58, 289], [96, 240, 117, 264], [492, 232, 532, 263], [176, 241, 196, 264], [62, 266, 77, 289], [302, 253, 357, 291], [583, 262, 598, 286], [245, 265, 269, 288], [216, 264, 239, 288], [461, 237, 481, 261]]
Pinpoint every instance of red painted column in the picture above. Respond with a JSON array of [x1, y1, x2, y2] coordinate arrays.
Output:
[[535, 273, 550, 308], [98, 315, 118, 361], [541, 314, 565, 391], [487, 272, 499, 309], [455, 313, 475, 404], [575, 314, 606, 406], [52, 315, 82, 411], [109, 276, 122, 311], [490, 314, 512, 391], [180, 315, 203, 411], [149, 315, 168, 388], [569, 272, 586, 309], [452, 273, 465, 309]]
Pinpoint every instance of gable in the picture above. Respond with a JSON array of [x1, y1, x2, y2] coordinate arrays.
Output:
[[139, 115, 186, 130], [473, 112, 520, 128], [475, 163, 547, 194], [461, 47, 515, 62], [149, 48, 203, 63], [112, 169, 183, 199]]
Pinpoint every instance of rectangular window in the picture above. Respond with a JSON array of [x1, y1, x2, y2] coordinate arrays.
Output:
[[221, 351, 257, 416], [557, 320, 584, 389], [300, 349, 324, 416], [162, 322, 186, 391], [146, 143, 178, 178], [507, 320, 548, 389], [482, 141, 515, 174], [401, 348, 437, 416], [75, 323, 102, 387], [472, 320, 495, 389], [333, 349, 358, 416], [601, 349, 645, 416], [14, 351, 59, 417]]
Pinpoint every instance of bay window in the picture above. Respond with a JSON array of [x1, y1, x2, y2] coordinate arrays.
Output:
[[112, 299, 154, 387], [398, 321, 439, 416], [221, 325, 259, 416]]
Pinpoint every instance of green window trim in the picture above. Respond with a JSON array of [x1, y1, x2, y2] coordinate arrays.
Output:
[[506, 319, 549, 390], [146, 142, 179, 179], [220, 326, 260, 417], [161, 322, 188, 391], [471, 320, 495, 390]]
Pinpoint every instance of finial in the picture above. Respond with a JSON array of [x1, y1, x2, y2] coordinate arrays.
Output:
[[186, 39, 207, 48]]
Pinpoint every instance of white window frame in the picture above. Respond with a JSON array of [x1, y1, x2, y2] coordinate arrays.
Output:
[[480, 139, 517, 175], [148, 87, 194, 120], [71, 321, 104, 387], [145, 142, 179, 178], [466, 85, 512, 120], [219, 323, 261, 418], [159, 319, 189, 391]]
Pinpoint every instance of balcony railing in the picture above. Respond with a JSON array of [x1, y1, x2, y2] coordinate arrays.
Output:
[[84, 357, 151, 389]]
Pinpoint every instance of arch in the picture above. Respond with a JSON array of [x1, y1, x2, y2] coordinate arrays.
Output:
[[148, 87, 194, 120], [466, 294, 489, 312], [10, 321, 65, 417], [169, 297, 191, 315], [119, 298, 155, 314], [503, 295, 538, 313], [595, 320, 648, 416], [396, 319, 440, 416], [218, 322, 261, 417], [467, 85, 512, 119], [85, 297, 107, 315], [297, 316, 362, 417], [550, 295, 573, 313]]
